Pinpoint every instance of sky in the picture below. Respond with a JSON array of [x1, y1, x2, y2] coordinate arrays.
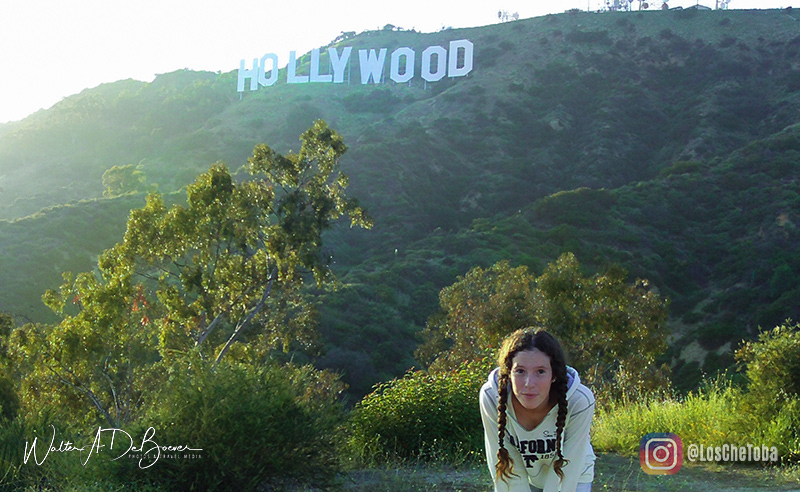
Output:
[[0, 0, 788, 124]]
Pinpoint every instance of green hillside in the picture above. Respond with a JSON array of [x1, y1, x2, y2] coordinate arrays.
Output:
[[1, 8, 799, 394]]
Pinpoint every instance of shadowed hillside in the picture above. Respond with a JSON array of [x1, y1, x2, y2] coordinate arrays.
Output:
[[1, 8, 799, 394]]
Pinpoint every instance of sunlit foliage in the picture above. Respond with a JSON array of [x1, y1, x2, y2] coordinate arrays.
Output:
[[417, 254, 670, 400], [5, 120, 370, 429]]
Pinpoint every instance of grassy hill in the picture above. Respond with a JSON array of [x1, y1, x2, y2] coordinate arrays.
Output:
[[1, 8, 799, 394]]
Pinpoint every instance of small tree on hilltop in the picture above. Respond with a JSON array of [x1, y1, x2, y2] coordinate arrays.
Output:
[[102, 163, 147, 197]]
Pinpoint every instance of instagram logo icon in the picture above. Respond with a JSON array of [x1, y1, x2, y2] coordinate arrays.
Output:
[[639, 433, 682, 475]]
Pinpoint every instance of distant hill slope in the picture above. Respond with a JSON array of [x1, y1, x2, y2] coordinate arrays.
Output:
[[0, 194, 146, 324], [1, 8, 799, 394]]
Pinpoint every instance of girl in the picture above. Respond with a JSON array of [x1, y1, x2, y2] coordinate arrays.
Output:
[[479, 328, 595, 492]]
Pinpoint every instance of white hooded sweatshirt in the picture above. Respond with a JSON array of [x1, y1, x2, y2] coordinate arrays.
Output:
[[479, 366, 595, 492]]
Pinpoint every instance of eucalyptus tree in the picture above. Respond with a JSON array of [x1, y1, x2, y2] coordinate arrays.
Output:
[[8, 120, 371, 427], [417, 253, 669, 399]]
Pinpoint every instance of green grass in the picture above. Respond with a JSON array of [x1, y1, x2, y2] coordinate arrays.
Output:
[[592, 377, 752, 456]]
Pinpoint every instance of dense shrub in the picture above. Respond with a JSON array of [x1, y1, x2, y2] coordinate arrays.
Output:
[[0, 410, 87, 490], [658, 160, 702, 178], [0, 380, 17, 425], [565, 29, 612, 45], [532, 188, 616, 228], [118, 355, 346, 491], [344, 359, 491, 466], [737, 322, 800, 407], [736, 322, 800, 459]]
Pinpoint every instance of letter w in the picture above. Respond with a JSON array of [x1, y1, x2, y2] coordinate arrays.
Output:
[[358, 48, 387, 84]]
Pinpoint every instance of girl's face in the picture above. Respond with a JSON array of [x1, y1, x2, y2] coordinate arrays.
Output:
[[510, 348, 553, 412]]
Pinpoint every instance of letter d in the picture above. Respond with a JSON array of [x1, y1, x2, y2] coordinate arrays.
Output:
[[448, 39, 473, 77]]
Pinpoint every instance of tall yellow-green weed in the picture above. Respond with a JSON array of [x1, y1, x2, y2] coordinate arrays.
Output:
[[592, 377, 750, 455]]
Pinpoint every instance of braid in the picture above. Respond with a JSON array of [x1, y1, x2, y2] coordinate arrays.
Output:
[[552, 377, 569, 479], [495, 372, 517, 482]]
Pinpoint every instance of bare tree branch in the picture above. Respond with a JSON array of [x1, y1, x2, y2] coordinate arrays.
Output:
[[196, 310, 226, 346], [213, 266, 278, 368], [44, 363, 117, 428]]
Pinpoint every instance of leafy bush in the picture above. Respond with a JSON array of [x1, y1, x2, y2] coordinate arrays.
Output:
[[0, 410, 86, 490], [344, 359, 491, 466], [753, 398, 800, 460], [120, 355, 346, 491], [736, 322, 800, 459], [0, 313, 19, 422], [658, 160, 702, 178], [737, 322, 800, 407], [532, 188, 616, 228]]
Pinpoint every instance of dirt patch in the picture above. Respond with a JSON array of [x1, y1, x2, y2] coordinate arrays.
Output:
[[338, 453, 800, 492], [594, 453, 800, 492]]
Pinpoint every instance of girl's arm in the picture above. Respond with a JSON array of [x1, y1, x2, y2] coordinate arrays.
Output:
[[542, 385, 595, 492], [479, 382, 533, 492]]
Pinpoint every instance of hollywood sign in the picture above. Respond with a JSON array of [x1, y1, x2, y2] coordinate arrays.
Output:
[[238, 39, 474, 92]]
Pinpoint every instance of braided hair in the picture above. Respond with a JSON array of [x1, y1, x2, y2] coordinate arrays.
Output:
[[495, 327, 570, 483]]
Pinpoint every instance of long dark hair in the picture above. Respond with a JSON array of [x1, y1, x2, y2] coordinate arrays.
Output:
[[495, 327, 569, 483]]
